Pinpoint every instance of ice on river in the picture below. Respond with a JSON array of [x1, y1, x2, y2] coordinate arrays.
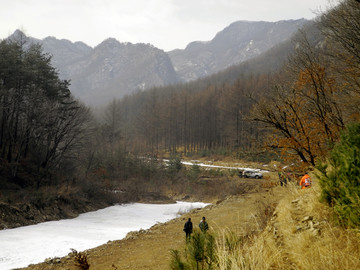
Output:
[[0, 201, 209, 270]]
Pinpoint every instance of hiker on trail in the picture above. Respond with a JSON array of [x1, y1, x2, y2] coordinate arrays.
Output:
[[199, 216, 209, 232], [183, 218, 193, 242], [299, 173, 312, 189]]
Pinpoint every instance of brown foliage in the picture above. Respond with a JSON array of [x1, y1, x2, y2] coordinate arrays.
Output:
[[252, 31, 349, 166]]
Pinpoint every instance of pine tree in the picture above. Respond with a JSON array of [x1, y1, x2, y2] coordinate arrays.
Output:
[[317, 123, 360, 227]]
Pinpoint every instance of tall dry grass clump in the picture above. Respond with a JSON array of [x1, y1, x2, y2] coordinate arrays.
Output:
[[70, 249, 90, 270], [215, 182, 360, 270]]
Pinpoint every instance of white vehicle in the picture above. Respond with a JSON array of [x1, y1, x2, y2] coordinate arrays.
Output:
[[240, 170, 263, 179]]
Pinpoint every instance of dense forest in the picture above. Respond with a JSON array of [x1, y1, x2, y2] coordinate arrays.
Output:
[[0, 0, 359, 227]]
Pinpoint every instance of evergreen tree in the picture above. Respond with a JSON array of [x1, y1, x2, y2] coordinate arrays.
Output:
[[317, 123, 360, 227], [167, 154, 183, 178]]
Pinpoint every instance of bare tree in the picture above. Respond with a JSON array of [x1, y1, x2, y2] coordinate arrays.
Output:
[[252, 32, 345, 166]]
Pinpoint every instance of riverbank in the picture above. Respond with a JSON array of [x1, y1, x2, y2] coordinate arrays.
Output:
[[0, 197, 108, 230], [0, 165, 263, 230], [21, 183, 286, 270], [0, 190, 177, 230]]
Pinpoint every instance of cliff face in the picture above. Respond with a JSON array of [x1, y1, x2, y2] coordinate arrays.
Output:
[[55, 38, 180, 105], [8, 30, 179, 106], [42, 37, 179, 105]]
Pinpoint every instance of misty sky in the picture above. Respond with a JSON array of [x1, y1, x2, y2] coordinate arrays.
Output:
[[0, 0, 335, 51]]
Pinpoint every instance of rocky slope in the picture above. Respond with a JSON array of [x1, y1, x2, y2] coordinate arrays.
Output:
[[58, 38, 179, 105], [8, 30, 179, 106]]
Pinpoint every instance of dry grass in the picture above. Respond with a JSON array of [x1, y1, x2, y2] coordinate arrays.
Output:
[[215, 181, 360, 270]]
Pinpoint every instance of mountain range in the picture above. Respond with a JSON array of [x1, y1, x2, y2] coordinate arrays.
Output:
[[7, 19, 308, 106]]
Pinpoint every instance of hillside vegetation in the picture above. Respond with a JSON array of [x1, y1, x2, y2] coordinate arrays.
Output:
[[213, 182, 360, 270]]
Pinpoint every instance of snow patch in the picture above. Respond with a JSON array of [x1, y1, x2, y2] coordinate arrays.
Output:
[[164, 159, 269, 173]]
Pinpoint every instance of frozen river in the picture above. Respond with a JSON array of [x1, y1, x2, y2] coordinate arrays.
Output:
[[0, 201, 209, 270]]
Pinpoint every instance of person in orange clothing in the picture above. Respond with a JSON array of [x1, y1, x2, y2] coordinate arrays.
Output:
[[299, 173, 311, 189]]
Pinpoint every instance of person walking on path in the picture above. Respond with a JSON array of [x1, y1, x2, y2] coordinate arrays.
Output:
[[183, 218, 193, 242], [299, 173, 312, 189], [199, 216, 209, 232]]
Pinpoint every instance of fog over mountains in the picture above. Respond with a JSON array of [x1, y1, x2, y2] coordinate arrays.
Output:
[[8, 19, 308, 106]]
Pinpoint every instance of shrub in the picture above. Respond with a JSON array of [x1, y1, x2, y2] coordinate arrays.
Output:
[[208, 169, 224, 177], [167, 155, 183, 177], [187, 164, 201, 181], [170, 231, 216, 270], [316, 123, 360, 227]]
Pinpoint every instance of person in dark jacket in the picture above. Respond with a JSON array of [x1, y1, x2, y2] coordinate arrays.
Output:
[[184, 218, 193, 242], [199, 216, 209, 232]]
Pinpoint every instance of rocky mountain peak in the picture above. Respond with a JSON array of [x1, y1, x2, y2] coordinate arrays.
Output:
[[5, 19, 308, 106], [95, 37, 123, 50], [7, 29, 33, 44], [9, 29, 27, 39], [168, 19, 308, 82]]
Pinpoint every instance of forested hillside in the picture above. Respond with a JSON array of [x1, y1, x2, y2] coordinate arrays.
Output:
[[104, 0, 359, 171]]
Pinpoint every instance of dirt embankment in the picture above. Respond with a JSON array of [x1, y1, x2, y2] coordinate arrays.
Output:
[[0, 197, 111, 230], [20, 183, 286, 270]]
